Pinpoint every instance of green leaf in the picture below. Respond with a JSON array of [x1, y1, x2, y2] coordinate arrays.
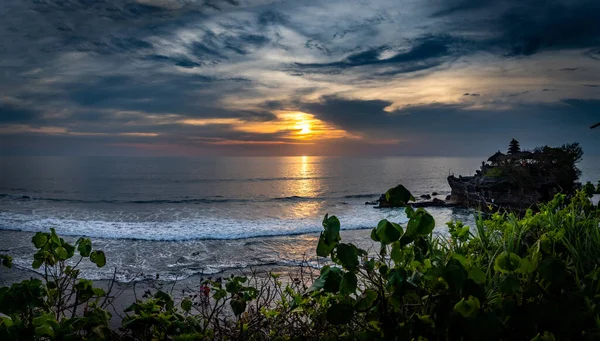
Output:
[[54, 246, 68, 260], [181, 299, 192, 312], [385, 185, 415, 206], [307, 266, 344, 294], [323, 267, 343, 293], [35, 325, 55, 338], [370, 227, 380, 242], [32, 232, 48, 248], [375, 219, 402, 244], [494, 251, 521, 273], [77, 238, 93, 257], [467, 267, 486, 284], [388, 268, 407, 289], [336, 243, 359, 271], [499, 274, 521, 294], [390, 241, 404, 264], [340, 272, 357, 294], [355, 289, 378, 311], [0, 254, 13, 268], [230, 297, 246, 316], [452, 254, 469, 268], [327, 302, 354, 325], [518, 257, 537, 274], [405, 209, 435, 237], [62, 242, 75, 259], [453, 296, 480, 318], [50, 228, 60, 245], [32, 259, 43, 269], [316, 214, 341, 257], [531, 331, 556, 341], [213, 289, 227, 300], [90, 250, 106, 267], [405, 205, 415, 218], [0, 315, 13, 327], [306, 275, 327, 293]]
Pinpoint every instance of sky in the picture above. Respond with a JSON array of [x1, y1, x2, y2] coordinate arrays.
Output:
[[1, 0, 599, 156]]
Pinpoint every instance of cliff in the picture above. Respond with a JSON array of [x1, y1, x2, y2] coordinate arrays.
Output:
[[446, 174, 560, 210]]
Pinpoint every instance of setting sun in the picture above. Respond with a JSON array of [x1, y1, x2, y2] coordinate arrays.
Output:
[[298, 122, 311, 135]]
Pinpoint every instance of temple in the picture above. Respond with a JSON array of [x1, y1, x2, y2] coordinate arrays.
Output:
[[447, 140, 583, 211]]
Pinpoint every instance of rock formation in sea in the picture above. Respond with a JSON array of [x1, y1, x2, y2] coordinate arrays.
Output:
[[371, 140, 584, 211], [446, 141, 584, 210]]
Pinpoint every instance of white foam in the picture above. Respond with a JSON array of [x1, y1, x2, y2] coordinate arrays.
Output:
[[0, 207, 418, 241]]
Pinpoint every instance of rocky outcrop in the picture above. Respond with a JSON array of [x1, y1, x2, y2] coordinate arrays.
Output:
[[447, 174, 562, 211], [371, 187, 458, 209]]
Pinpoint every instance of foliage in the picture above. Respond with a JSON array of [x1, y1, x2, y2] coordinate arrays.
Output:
[[531, 142, 583, 193], [0, 229, 114, 340], [485, 167, 504, 177], [2, 188, 600, 340]]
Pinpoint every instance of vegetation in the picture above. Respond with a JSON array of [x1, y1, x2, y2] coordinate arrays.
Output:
[[2, 187, 600, 340]]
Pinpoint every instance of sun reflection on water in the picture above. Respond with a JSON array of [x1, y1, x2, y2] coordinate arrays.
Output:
[[288, 156, 323, 218]]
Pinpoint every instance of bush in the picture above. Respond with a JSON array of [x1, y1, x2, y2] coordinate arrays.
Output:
[[0, 229, 113, 340], [2, 188, 600, 340]]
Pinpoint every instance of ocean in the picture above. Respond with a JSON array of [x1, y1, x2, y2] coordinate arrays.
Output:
[[1, 156, 599, 281]]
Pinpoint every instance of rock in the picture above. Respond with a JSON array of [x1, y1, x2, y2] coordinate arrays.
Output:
[[432, 198, 445, 205], [420, 194, 431, 200], [445, 195, 451, 201], [432, 192, 438, 196]]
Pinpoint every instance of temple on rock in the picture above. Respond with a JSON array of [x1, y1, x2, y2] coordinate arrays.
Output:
[[447, 140, 583, 211]]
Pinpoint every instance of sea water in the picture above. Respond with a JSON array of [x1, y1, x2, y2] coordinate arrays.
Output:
[[1, 156, 598, 281]]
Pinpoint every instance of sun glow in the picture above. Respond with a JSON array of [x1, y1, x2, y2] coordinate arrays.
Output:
[[298, 122, 311, 135], [179, 110, 347, 141]]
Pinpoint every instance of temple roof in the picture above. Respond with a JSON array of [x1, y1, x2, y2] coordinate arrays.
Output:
[[487, 150, 505, 162]]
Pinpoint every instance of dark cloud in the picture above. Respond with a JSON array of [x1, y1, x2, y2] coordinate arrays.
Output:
[[432, 0, 600, 56], [258, 10, 288, 27], [559, 68, 579, 71], [431, 0, 489, 17], [502, 0, 600, 56], [145, 54, 202, 68], [582, 84, 599, 88], [506, 91, 530, 97], [295, 35, 456, 72], [58, 74, 269, 120], [463, 93, 480, 96], [298, 95, 599, 155], [0, 101, 42, 123]]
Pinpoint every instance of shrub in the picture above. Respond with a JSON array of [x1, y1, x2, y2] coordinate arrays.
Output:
[[0, 229, 114, 340]]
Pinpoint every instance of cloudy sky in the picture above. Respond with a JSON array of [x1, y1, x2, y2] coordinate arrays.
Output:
[[1, 0, 599, 156]]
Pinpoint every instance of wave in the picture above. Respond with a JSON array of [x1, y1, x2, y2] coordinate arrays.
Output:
[[0, 193, 380, 205], [343, 194, 380, 199], [0, 205, 417, 242]]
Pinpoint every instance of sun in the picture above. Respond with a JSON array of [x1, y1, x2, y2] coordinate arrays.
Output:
[[299, 122, 311, 134]]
